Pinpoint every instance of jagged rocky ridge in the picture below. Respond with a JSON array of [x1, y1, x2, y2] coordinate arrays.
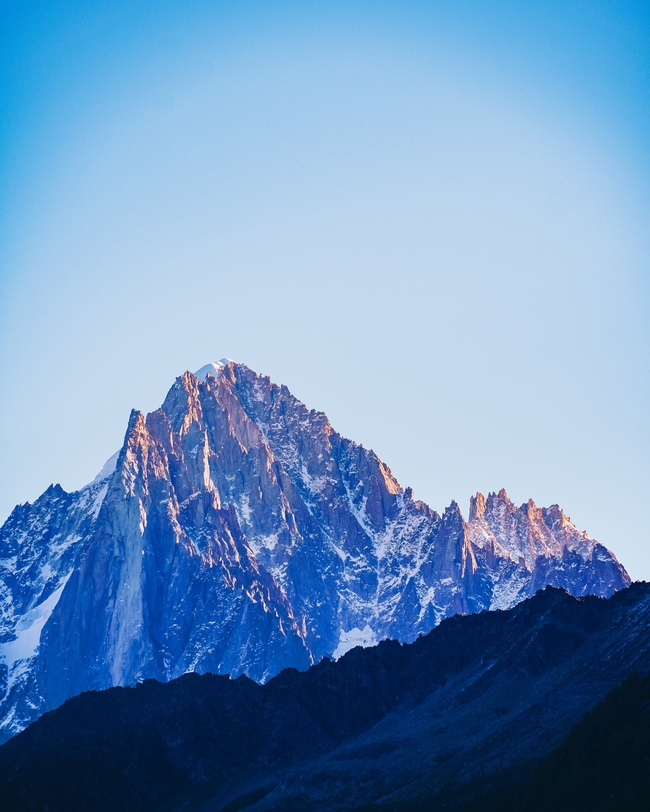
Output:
[[0, 361, 629, 741], [0, 584, 648, 812]]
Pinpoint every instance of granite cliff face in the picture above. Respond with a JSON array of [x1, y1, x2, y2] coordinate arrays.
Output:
[[0, 360, 630, 741]]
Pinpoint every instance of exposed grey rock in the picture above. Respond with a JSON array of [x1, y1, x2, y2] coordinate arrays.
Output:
[[0, 362, 630, 742]]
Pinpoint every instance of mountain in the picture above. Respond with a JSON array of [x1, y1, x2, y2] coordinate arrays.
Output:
[[0, 360, 629, 742], [454, 669, 650, 812], [0, 583, 648, 812]]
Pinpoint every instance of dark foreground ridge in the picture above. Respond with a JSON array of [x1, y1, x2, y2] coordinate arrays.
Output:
[[451, 670, 650, 812], [358, 669, 650, 812], [0, 583, 648, 812]]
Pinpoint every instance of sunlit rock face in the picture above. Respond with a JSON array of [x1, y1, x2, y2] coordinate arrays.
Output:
[[465, 488, 628, 609], [0, 362, 630, 741]]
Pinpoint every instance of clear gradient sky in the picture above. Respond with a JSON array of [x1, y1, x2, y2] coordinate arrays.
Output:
[[1, 1, 649, 578]]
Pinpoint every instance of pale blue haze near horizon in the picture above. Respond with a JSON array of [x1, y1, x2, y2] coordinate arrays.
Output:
[[1, 1, 649, 578]]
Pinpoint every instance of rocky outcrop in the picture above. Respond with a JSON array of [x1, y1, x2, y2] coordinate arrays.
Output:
[[466, 488, 626, 608], [0, 361, 630, 741]]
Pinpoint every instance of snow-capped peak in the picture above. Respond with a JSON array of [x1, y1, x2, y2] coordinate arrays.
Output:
[[0, 360, 630, 748], [194, 359, 235, 382]]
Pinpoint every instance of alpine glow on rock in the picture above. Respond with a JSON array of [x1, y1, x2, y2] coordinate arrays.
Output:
[[0, 361, 629, 741]]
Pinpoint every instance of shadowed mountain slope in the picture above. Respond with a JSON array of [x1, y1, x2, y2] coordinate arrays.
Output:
[[0, 583, 647, 812], [446, 670, 650, 812]]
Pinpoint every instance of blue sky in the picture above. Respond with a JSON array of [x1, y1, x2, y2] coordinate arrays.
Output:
[[1, 0, 649, 577]]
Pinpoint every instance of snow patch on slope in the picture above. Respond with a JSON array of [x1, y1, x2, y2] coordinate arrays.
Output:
[[89, 451, 119, 486], [0, 577, 70, 670], [333, 625, 378, 659]]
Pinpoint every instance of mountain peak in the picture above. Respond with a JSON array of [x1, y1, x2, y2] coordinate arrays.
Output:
[[468, 492, 486, 521], [194, 358, 235, 382], [0, 360, 631, 745]]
